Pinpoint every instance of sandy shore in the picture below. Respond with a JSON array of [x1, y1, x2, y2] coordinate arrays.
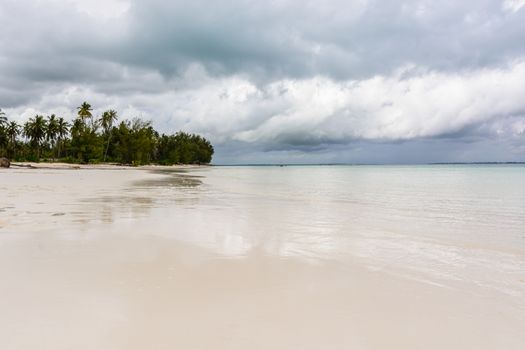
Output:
[[9, 161, 204, 170], [1, 167, 524, 349]]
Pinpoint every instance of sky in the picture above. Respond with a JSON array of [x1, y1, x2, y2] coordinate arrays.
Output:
[[1, 0, 525, 164]]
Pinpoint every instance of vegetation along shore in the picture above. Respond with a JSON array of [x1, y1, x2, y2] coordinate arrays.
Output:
[[0, 103, 214, 165]]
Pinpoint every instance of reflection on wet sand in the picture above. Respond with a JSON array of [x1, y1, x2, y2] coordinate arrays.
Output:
[[0, 168, 167, 231], [133, 170, 203, 188], [72, 170, 203, 225], [76, 171, 203, 225]]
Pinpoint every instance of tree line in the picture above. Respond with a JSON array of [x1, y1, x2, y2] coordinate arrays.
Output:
[[0, 103, 214, 165]]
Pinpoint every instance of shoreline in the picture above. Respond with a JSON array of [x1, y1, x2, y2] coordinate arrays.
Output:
[[7, 161, 209, 170]]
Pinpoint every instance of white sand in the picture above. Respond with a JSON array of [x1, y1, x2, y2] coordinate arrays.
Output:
[[0, 167, 524, 349]]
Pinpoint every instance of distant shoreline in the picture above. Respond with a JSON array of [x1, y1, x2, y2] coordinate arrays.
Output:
[[429, 162, 525, 165], [5, 161, 524, 169], [8, 162, 208, 170], [213, 162, 525, 166]]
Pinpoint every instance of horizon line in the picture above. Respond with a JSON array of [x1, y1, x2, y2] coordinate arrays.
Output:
[[212, 161, 525, 166]]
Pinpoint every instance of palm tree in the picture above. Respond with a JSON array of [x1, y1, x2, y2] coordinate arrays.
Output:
[[46, 114, 59, 160], [23, 115, 47, 161], [56, 117, 70, 159], [6, 121, 20, 158], [0, 109, 6, 127], [70, 117, 84, 137], [0, 109, 8, 156], [100, 109, 118, 161], [77, 102, 93, 121]]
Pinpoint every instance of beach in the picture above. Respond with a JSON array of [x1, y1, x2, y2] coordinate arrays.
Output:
[[1, 165, 524, 349]]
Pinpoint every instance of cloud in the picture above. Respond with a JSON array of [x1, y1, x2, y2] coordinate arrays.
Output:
[[231, 61, 525, 145], [62, 0, 130, 19], [503, 0, 525, 12], [0, 0, 524, 163], [105, 0, 525, 81], [6, 61, 525, 145], [3, 0, 525, 84]]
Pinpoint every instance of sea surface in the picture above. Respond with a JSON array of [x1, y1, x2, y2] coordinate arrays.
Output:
[[130, 164, 525, 294]]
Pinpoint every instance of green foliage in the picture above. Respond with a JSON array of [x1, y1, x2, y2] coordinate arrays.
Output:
[[5, 121, 21, 158], [0, 109, 7, 154], [77, 102, 93, 121], [157, 132, 214, 165], [0, 103, 214, 165], [23, 115, 47, 161]]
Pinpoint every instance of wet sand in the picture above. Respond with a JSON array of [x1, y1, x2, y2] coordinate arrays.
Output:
[[9, 161, 202, 170], [0, 167, 524, 349]]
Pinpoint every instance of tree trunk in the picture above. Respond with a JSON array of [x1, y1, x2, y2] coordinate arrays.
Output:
[[104, 134, 112, 162]]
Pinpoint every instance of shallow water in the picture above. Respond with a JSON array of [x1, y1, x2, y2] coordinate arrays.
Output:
[[125, 165, 525, 295], [1, 165, 524, 349]]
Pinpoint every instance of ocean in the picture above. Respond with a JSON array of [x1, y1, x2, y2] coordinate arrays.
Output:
[[142, 165, 525, 293]]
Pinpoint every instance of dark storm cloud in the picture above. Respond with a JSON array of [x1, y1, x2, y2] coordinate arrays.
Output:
[[3, 0, 525, 85], [111, 0, 525, 80]]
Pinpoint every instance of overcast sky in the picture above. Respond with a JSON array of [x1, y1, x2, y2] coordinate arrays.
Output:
[[1, 0, 525, 163]]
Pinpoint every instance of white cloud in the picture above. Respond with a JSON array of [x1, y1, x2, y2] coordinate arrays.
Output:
[[5, 61, 525, 150], [202, 62, 525, 145], [503, 0, 525, 13], [48, 0, 130, 19]]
